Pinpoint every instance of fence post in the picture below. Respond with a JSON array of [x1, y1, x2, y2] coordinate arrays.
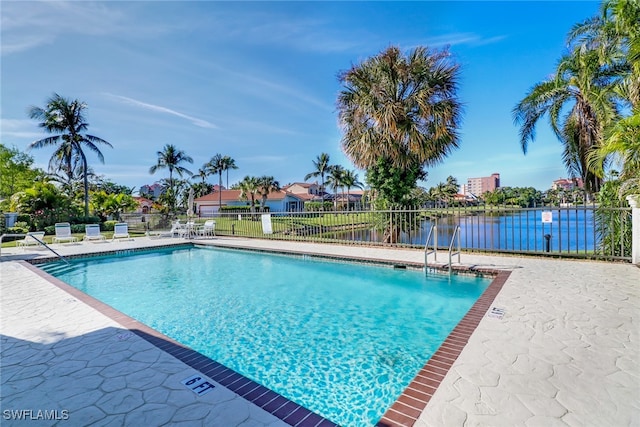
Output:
[[627, 195, 640, 265]]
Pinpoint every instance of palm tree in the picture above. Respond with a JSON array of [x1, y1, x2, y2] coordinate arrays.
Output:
[[192, 167, 209, 185], [206, 154, 226, 209], [325, 165, 346, 211], [149, 144, 193, 213], [257, 176, 280, 212], [238, 176, 260, 214], [221, 156, 238, 189], [569, 0, 639, 108], [29, 93, 113, 217], [337, 46, 462, 173], [304, 153, 332, 203], [341, 169, 364, 210], [513, 48, 622, 194]]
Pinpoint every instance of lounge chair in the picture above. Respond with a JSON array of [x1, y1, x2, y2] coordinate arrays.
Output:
[[83, 224, 106, 242], [198, 220, 216, 237], [53, 223, 78, 244], [112, 223, 132, 241], [148, 220, 184, 238], [17, 231, 46, 250]]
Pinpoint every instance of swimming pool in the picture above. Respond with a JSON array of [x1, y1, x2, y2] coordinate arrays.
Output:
[[41, 246, 491, 426]]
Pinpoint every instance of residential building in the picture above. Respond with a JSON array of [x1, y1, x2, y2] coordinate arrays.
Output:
[[465, 173, 500, 197], [552, 177, 584, 191], [194, 183, 321, 215], [139, 183, 164, 199], [132, 197, 154, 214]]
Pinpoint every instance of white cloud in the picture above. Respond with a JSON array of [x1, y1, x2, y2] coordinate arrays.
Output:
[[0, 119, 42, 140], [104, 94, 217, 129]]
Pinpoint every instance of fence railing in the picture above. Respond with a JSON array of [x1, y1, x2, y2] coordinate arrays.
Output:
[[121, 204, 633, 261]]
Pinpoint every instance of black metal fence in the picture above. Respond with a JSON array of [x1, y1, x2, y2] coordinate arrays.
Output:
[[121, 204, 633, 261]]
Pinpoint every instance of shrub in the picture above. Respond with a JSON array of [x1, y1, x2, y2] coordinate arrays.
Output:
[[8, 221, 30, 234], [69, 216, 101, 225], [103, 220, 118, 232]]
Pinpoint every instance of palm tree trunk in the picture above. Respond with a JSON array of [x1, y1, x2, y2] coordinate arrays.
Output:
[[82, 154, 89, 217], [218, 171, 223, 211]]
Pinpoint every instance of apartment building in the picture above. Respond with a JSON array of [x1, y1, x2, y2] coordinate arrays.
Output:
[[464, 173, 500, 196]]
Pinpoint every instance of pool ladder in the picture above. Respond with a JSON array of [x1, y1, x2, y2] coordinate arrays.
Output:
[[0, 233, 70, 264], [424, 225, 461, 275]]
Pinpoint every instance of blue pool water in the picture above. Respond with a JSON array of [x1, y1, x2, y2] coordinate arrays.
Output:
[[41, 247, 491, 426]]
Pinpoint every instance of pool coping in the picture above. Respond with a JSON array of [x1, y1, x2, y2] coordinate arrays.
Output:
[[23, 243, 509, 427]]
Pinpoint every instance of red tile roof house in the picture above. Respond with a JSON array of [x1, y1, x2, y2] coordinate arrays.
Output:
[[193, 183, 325, 216], [133, 196, 155, 214]]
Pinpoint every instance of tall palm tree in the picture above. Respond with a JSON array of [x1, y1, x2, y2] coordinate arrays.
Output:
[[304, 153, 332, 203], [337, 46, 462, 173], [206, 154, 226, 209], [325, 165, 346, 211], [221, 156, 238, 189], [29, 93, 112, 217], [341, 169, 364, 210], [149, 144, 193, 213], [257, 176, 280, 212], [513, 49, 621, 194], [238, 176, 260, 214]]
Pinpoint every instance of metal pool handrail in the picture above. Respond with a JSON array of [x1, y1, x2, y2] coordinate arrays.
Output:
[[448, 226, 461, 274], [0, 233, 70, 264]]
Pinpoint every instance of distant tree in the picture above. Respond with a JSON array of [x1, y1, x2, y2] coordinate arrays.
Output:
[[192, 167, 210, 185], [325, 165, 346, 210], [304, 153, 332, 204], [340, 169, 364, 210], [149, 144, 193, 213], [221, 156, 238, 189], [28, 93, 113, 216], [257, 176, 280, 211]]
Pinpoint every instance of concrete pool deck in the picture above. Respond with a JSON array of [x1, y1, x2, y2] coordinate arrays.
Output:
[[1, 236, 638, 426]]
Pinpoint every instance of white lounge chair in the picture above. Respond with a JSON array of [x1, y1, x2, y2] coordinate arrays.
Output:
[[198, 220, 216, 237], [112, 223, 132, 241], [148, 220, 184, 238], [83, 224, 106, 242], [17, 231, 46, 250], [53, 223, 78, 244]]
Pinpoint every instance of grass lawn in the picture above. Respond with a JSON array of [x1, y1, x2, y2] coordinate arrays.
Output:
[[0, 232, 147, 248]]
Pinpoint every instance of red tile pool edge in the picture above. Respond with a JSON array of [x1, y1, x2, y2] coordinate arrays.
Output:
[[21, 255, 510, 427], [376, 270, 511, 427]]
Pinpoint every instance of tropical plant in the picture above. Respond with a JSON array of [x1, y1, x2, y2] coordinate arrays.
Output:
[[304, 153, 332, 204], [595, 178, 632, 257], [513, 48, 623, 195], [591, 111, 640, 196], [238, 176, 260, 214], [569, 0, 639, 108], [256, 176, 280, 211], [0, 144, 43, 210], [10, 181, 79, 230], [149, 144, 193, 213], [337, 45, 462, 176], [90, 191, 137, 221], [28, 93, 113, 216]]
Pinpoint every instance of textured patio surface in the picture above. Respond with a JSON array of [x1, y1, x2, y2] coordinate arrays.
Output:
[[1, 236, 639, 426]]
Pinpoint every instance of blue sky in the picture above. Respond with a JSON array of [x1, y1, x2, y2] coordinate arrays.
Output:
[[1, 1, 600, 193]]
